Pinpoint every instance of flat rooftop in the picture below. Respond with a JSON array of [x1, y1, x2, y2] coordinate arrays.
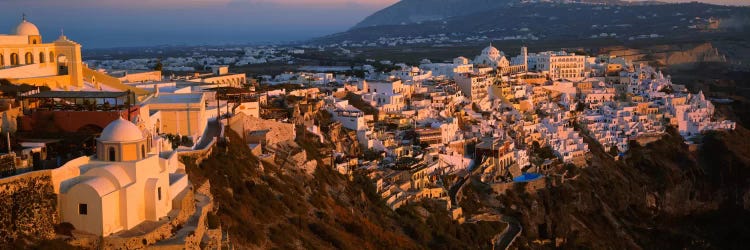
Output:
[[144, 93, 204, 104], [25, 91, 131, 99]]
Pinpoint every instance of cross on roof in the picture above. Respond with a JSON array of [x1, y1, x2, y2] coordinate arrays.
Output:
[[22, 13, 26, 21]]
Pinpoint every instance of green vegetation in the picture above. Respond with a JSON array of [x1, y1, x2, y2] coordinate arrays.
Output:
[[153, 61, 163, 71], [608, 145, 619, 157]]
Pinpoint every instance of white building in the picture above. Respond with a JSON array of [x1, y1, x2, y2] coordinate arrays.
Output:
[[474, 45, 509, 68], [455, 73, 491, 101], [59, 118, 188, 236], [528, 51, 586, 80]]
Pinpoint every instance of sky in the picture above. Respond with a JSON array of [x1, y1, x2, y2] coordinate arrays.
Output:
[[0, 0, 746, 48]]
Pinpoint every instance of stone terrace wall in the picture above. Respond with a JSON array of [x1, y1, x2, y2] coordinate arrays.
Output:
[[228, 113, 296, 146], [0, 172, 58, 243]]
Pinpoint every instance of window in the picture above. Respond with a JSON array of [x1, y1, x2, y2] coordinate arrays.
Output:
[[108, 147, 116, 161], [49, 52, 54, 63], [79, 204, 88, 215], [39, 52, 45, 63], [157, 187, 162, 201]]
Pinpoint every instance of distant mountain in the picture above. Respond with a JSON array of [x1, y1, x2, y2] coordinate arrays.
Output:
[[353, 0, 515, 29], [353, 0, 647, 29], [314, 2, 749, 46]]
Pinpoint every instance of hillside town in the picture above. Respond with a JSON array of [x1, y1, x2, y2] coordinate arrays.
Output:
[[0, 16, 737, 249]]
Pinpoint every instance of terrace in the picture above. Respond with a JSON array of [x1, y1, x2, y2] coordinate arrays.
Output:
[[21, 90, 137, 114]]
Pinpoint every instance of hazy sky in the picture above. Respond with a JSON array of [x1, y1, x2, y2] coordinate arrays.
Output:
[[0, 0, 745, 48]]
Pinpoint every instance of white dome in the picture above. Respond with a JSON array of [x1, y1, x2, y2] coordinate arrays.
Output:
[[482, 45, 499, 55], [14, 20, 40, 36], [99, 117, 144, 142]]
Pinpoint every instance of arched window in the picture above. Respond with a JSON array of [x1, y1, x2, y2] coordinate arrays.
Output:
[[24, 52, 34, 64], [141, 145, 146, 159], [49, 52, 54, 63], [10, 53, 19, 65], [108, 147, 116, 161], [39, 52, 45, 63]]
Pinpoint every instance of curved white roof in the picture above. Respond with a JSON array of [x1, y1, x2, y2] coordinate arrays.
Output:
[[98, 117, 144, 142], [79, 177, 117, 196], [15, 20, 40, 36], [83, 165, 134, 189]]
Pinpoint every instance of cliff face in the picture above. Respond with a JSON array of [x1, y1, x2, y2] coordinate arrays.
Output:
[[496, 127, 750, 249], [327, 122, 362, 156], [184, 128, 505, 249], [603, 43, 727, 68]]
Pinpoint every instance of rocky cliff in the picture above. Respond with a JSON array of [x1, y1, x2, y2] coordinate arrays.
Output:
[[184, 128, 505, 249], [494, 127, 750, 249]]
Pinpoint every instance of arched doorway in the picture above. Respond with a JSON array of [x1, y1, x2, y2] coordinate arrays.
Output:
[[24, 52, 34, 64], [57, 54, 68, 74], [39, 52, 46, 63], [0, 54, 4, 66], [10, 53, 19, 65], [108, 147, 116, 161]]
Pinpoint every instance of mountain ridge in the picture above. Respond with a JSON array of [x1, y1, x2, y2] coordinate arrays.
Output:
[[314, 2, 749, 46], [352, 0, 515, 29], [352, 0, 661, 29]]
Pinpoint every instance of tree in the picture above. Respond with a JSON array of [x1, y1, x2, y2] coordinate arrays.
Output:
[[575, 102, 585, 112], [538, 146, 556, 159], [531, 141, 541, 152], [608, 145, 619, 157], [153, 61, 163, 71]]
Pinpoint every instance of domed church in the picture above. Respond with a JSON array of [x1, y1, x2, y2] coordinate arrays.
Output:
[[473, 44, 510, 68], [56, 117, 189, 236], [97, 117, 150, 162], [0, 14, 84, 88]]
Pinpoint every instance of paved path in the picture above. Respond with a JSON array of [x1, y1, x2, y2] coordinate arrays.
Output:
[[449, 157, 522, 250], [195, 120, 221, 150], [495, 215, 522, 250]]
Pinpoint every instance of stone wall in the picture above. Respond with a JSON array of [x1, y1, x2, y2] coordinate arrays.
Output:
[[228, 113, 296, 146], [0, 173, 58, 243], [0, 153, 16, 177], [490, 178, 547, 194], [178, 138, 215, 166]]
